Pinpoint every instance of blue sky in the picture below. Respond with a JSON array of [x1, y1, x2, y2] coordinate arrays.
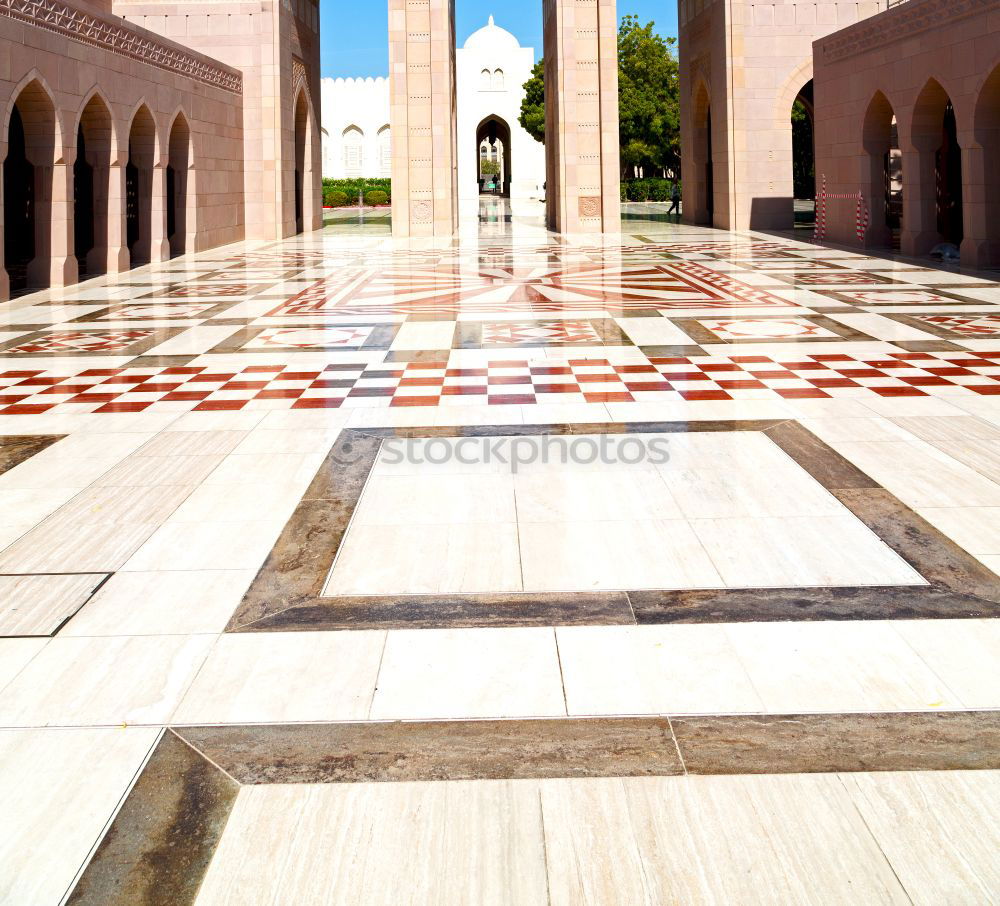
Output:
[[320, 0, 678, 79]]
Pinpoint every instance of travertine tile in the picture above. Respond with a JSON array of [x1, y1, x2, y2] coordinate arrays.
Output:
[[725, 621, 963, 712], [557, 624, 764, 716], [0, 635, 214, 726], [63, 570, 255, 636], [0, 574, 105, 636], [843, 771, 1000, 905], [370, 627, 565, 720], [195, 781, 548, 906], [172, 631, 385, 724], [0, 727, 159, 906]]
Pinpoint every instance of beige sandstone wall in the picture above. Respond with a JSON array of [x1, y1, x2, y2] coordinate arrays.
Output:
[[113, 0, 323, 240], [0, 2, 244, 300], [679, 0, 882, 231], [543, 0, 621, 234], [813, 0, 1000, 267], [389, 0, 459, 238]]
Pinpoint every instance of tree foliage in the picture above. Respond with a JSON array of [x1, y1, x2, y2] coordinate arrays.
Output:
[[791, 100, 815, 200], [617, 15, 680, 178], [518, 60, 546, 143], [517, 16, 681, 178]]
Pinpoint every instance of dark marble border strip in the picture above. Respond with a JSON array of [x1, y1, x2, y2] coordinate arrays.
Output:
[[245, 591, 635, 632], [175, 718, 682, 783], [173, 710, 1000, 784], [226, 419, 1000, 633], [66, 730, 238, 906], [671, 711, 1000, 774], [672, 314, 876, 345], [0, 435, 63, 476]]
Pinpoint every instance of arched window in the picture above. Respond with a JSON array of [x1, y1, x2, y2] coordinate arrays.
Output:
[[377, 125, 391, 177], [480, 69, 492, 91], [493, 69, 505, 91], [342, 125, 364, 177]]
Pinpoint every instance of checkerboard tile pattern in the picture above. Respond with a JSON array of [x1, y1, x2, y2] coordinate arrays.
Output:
[[3, 350, 999, 414]]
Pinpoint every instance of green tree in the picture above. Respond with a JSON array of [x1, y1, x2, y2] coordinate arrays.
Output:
[[791, 100, 815, 200], [617, 15, 680, 178], [519, 60, 545, 143], [517, 17, 681, 179]]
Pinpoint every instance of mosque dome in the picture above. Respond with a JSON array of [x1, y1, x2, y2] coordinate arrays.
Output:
[[462, 15, 521, 53]]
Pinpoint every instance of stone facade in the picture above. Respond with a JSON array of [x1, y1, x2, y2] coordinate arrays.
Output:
[[321, 78, 392, 180], [114, 0, 323, 241], [321, 19, 545, 203], [389, 0, 459, 238], [813, 0, 1000, 267], [0, 0, 322, 302], [0, 0, 246, 300], [543, 0, 621, 233], [390, 0, 621, 236], [456, 17, 546, 203], [678, 0, 883, 231]]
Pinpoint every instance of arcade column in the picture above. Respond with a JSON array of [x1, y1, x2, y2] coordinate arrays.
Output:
[[543, 0, 621, 233], [389, 0, 459, 237]]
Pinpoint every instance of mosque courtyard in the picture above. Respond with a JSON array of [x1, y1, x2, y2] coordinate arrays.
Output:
[[1, 200, 1000, 902]]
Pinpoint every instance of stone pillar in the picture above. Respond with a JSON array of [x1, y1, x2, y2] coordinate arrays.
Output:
[[543, 0, 621, 234], [106, 160, 130, 273], [389, 0, 458, 238], [48, 157, 78, 288], [0, 139, 8, 302], [960, 142, 995, 268], [899, 144, 940, 258], [150, 163, 171, 263]]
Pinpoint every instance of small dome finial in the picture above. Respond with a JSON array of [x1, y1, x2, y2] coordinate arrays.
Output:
[[488, 14, 494, 26]]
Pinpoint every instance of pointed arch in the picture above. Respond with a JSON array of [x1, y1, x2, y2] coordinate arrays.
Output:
[[125, 103, 157, 265], [377, 124, 391, 178], [3, 70, 63, 156], [972, 64, 1000, 265], [166, 109, 194, 256], [861, 91, 902, 249], [3, 74, 60, 293], [690, 76, 713, 225], [75, 87, 119, 163], [75, 89, 115, 276], [342, 123, 364, 178], [293, 84, 319, 234], [902, 78, 964, 253]]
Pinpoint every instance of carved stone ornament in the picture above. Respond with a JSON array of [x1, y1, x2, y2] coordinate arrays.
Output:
[[578, 195, 602, 218], [821, 0, 998, 62], [0, 0, 243, 94]]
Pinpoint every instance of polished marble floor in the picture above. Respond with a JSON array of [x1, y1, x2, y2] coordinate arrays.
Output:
[[2, 200, 1000, 904]]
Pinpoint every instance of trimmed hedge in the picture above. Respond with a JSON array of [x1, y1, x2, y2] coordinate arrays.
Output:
[[364, 190, 389, 206], [322, 177, 391, 205], [324, 189, 350, 208], [621, 178, 680, 203]]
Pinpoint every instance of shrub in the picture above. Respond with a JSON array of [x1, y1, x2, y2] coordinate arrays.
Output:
[[364, 190, 389, 207], [322, 177, 391, 203], [647, 179, 671, 202], [324, 189, 349, 208], [621, 178, 677, 203]]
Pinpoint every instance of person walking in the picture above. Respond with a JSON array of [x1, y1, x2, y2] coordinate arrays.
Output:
[[668, 182, 681, 219]]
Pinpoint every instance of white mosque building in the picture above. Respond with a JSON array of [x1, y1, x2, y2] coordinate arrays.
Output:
[[321, 16, 545, 201]]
